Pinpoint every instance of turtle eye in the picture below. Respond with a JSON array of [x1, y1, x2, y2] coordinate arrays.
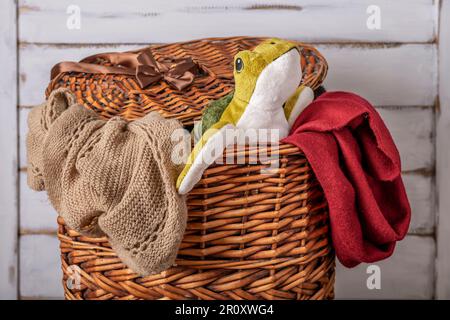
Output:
[[235, 58, 244, 73]]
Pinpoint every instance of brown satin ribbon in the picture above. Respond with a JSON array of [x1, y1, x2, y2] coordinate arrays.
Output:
[[50, 49, 199, 90]]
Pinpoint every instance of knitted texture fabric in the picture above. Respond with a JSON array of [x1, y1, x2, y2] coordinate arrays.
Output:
[[27, 88, 187, 276]]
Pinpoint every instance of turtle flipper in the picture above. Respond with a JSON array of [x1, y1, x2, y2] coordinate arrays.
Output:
[[177, 121, 236, 194], [284, 86, 314, 127], [201, 92, 234, 135]]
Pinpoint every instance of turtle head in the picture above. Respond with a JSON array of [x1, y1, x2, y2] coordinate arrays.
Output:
[[233, 38, 302, 106]]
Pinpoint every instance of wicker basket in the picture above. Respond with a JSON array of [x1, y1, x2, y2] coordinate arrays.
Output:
[[48, 36, 335, 300]]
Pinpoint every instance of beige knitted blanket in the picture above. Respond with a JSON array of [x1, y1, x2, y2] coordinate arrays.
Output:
[[27, 88, 187, 275]]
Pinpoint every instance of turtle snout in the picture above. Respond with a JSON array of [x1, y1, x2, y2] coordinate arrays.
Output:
[[272, 49, 302, 101]]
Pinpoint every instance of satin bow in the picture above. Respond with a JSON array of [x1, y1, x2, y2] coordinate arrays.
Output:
[[50, 49, 199, 91]]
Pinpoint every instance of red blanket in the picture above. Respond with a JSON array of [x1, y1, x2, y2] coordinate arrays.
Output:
[[282, 91, 411, 267]]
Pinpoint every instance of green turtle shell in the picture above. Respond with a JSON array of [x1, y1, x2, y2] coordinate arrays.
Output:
[[201, 92, 234, 135]]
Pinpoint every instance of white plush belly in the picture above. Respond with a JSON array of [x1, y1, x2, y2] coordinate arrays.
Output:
[[236, 105, 289, 143]]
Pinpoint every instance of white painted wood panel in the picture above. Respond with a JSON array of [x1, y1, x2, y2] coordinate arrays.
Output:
[[11, 0, 441, 300], [436, 0, 450, 299], [19, 235, 63, 299], [0, 0, 18, 299], [18, 0, 437, 44], [335, 235, 435, 299], [403, 173, 434, 235], [378, 107, 434, 172], [319, 44, 437, 106], [18, 108, 29, 170], [18, 44, 437, 107], [19, 172, 58, 234]]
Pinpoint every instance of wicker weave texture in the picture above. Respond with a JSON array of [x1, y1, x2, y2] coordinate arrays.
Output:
[[46, 37, 328, 126], [51, 37, 334, 300]]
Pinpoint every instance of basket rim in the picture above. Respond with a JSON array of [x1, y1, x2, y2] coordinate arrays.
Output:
[[48, 36, 328, 89], [45, 36, 328, 126]]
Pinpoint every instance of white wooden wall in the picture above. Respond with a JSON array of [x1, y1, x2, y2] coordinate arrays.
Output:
[[1, 0, 449, 299]]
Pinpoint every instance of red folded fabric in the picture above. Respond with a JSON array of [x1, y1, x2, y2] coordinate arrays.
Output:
[[282, 91, 411, 267]]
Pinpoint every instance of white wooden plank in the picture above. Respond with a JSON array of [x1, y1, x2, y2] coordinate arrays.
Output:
[[19, 235, 63, 298], [19, 171, 58, 234], [18, 0, 436, 44], [18, 108, 28, 170], [18, 106, 435, 234], [436, 0, 450, 299], [19, 43, 437, 107], [378, 107, 434, 172], [0, 0, 18, 299], [403, 173, 434, 235], [318, 44, 437, 106], [335, 235, 435, 299]]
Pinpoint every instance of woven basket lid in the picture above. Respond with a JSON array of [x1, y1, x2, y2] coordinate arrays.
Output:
[[46, 36, 328, 126]]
